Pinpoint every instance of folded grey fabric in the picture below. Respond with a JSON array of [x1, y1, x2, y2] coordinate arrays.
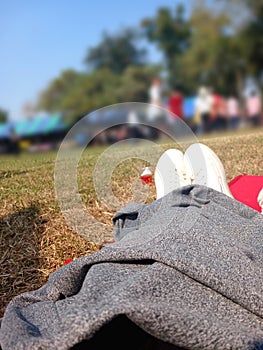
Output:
[[0, 185, 263, 350]]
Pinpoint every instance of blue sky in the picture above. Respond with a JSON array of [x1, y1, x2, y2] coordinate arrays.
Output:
[[0, 0, 192, 121]]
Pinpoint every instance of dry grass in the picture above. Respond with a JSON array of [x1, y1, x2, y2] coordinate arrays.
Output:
[[1, 128, 263, 317]]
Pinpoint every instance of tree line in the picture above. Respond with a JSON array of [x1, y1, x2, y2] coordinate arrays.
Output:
[[37, 0, 263, 124]]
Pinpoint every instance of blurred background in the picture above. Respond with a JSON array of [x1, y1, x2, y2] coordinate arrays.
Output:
[[1, 0, 263, 154]]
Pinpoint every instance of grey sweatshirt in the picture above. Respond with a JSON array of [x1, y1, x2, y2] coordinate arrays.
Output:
[[0, 185, 263, 350]]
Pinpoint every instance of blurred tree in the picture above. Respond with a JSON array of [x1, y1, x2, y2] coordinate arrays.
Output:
[[38, 69, 81, 114], [208, 0, 263, 95], [117, 65, 162, 102], [141, 0, 263, 96], [175, 1, 249, 96], [238, 0, 263, 77], [141, 4, 190, 88], [37, 65, 161, 124], [38, 68, 120, 124], [0, 108, 8, 124], [38, 0, 263, 123], [84, 28, 147, 74]]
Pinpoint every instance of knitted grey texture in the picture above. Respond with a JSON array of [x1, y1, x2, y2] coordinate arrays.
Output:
[[0, 185, 262, 350]]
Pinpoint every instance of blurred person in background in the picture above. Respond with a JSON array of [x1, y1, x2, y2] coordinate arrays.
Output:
[[194, 86, 213, 133], [8, 126, 20, 155], [167, 85, 184, 119], [127, 107, 144, 139], [245, 90, 262, 127], [106, 127, 118, 144], [226, 95, 241, 130], [148, 77, 164, 111], [211, 91, 227, 132], [147, 77, 164, 139]]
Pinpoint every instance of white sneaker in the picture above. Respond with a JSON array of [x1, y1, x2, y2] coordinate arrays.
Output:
[[257, 188, 263, 214], [184, 143, 233, 197], [154, 149, 191, 199]]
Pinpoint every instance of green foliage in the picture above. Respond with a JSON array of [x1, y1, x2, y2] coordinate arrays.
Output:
[[38, 69, 119, 124], [177, 6, 235, 93], [141, 0, 263, 96], [0, 108, 8, 124], [141, 4, 190, 87], [38, 28, 161, 124], [37, 0, 263, 122], [84, 28, 147, 74], [238, 0, 263, 76], [38, 65, 161, 124], [117, 65, 162, 102], [38, 69, 80, 113]]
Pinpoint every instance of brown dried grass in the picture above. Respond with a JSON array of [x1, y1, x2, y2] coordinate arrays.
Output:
[[0, 128, 262, 317]]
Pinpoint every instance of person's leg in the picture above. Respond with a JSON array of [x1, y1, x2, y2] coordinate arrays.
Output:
[[202, 113, 210, 133], [1, 183, 263, 350], [230, 117, 239, 130], [250, 115, 260, 127]]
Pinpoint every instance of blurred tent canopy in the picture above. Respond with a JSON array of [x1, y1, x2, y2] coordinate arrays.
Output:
[[0, 114, 67, 139]]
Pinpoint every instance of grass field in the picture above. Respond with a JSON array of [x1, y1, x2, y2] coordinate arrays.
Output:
[[1, 128, 263, 317]]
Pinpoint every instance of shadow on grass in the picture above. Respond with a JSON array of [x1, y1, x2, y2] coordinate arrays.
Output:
[[0, 204, 46, 317]]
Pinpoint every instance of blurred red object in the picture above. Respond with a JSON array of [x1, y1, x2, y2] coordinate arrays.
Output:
[[168, 91, 183, 118], [64, 259, 73, 265], [140, 167, 152, 185], [229, 174, 263, 212]]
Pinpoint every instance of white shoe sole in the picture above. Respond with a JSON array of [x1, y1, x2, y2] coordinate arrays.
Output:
[[184, 143, 233, 198], [154, 149, 191, 199], [257, 188, 263, 214]]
